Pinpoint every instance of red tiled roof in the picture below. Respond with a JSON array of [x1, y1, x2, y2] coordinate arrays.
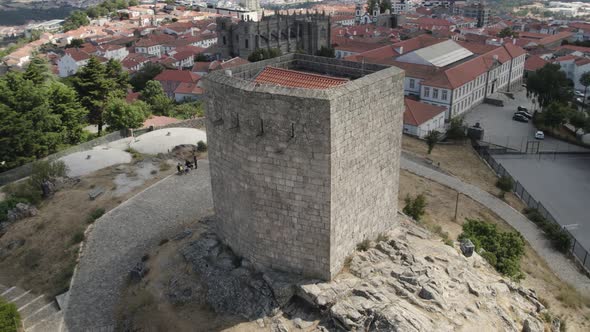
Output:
[[126, 91, 140, 103], [254, 67, 348, 89], [404, 98, 446, 126], [524, 55, 548, 72], [555, 54, 578, 62], [171, 50, 193, 60], [174, 82, 203, 95], [192, 61, 211, 72], [558, 44, 590, 53], [142, 116, 181, 128], [154, 69, 200, 83], [65, 49, 91, 62], [209, 57, 249, 71], [334, 39, 387, 53]]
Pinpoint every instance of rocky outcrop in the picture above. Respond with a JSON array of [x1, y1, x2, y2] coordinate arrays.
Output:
[[179, 217, 549, 331], [7, 203, 38, 222]]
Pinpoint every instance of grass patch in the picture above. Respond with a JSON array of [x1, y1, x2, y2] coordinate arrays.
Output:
[[159, 161, 171, 172], [71, 231, 85, 245], [86, 208, 105, 224], [0, 298, 20, 332], [50, 261, 76, 297], [376, 233, 389, 242], [523, 208, 571, 253], [556, 286, 590, 309], [125, 148, 144, 161]]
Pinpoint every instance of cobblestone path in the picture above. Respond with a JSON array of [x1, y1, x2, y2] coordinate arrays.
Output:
[[64, 162, 213, 331]]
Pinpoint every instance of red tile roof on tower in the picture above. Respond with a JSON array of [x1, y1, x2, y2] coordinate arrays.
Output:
[[154, 69, 200, 83], [524, 55, 548, 72], [254, 67, 349, 89], [404, 98, 446, 126]]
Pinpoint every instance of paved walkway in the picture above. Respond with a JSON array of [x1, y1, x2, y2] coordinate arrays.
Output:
[[401, 156, 590, 296], [63, 162, 213, 332]]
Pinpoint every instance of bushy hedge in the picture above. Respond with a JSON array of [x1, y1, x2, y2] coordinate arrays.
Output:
[[0, 298, 20, 332], [0, 197, 29, 223], [459, 219, 525, 280], [524, 208, 572, 253]]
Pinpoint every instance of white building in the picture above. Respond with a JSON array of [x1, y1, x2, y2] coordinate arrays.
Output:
[[403, 97, 447, 138], [57, 50, 92, 77], [95, 44, 129, 61], [554, 55, 590, 91], [347, 35, 526, 120]]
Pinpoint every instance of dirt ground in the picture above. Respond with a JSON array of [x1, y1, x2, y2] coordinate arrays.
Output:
[[399, 169, 590, 330], [0, 157, 185, 296], [402, 136, 526, 211]]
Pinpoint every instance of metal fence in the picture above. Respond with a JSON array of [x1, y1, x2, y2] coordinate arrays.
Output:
[[473, 141, 590, 274]]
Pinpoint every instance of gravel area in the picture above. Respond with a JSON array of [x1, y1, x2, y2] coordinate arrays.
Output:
[[63, 161, 213, 331], [401, 156, 590, 296]]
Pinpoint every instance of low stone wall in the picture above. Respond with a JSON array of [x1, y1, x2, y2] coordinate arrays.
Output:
[[0, 117, 207, 186]]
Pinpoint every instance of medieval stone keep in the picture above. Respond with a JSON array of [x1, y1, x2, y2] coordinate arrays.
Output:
[[202, 54, 404, 280], [216, 12, 331, 59]]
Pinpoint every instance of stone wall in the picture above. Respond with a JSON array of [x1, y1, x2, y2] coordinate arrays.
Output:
[[203, 53, 404, 279], [329, 68, 404, 277]]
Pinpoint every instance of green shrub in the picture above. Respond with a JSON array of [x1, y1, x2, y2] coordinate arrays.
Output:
[[459, 219, 525, 280], [356, 239, 371, 251], [496, 176, 513, 193], [446, 116, 467, 140], [196, 140, 207, 152], [403, 194, 427, 221], [0, 197, 29, 223], [30, 160, 68, 189], [480, 251, 497, 267], [125, 148, 143, 160], [86, 208, 105, 223], [524, 208, 572, 253], [71, 231, 85, 245], [2, 181, 42, 205], [0, 298, 20, 332]]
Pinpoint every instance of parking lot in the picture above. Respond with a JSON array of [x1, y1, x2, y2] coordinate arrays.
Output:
[[464, 90, 589, 153], [494, 154, 590, 249]]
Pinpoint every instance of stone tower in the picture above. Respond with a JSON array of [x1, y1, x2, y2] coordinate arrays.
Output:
[[240, 0, 260, 11], [202, 54, 405, 280]]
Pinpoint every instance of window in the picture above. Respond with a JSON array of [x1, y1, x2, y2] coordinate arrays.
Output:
[[409, 79, 415, 89], [424, 87, 430, 97], [433, 88, 439, 99], [223, 36, 226, 45], [442, 90, 448, 101], [245, 38, 249, 48]]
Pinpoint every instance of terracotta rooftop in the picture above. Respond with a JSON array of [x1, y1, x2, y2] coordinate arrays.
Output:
[[174, 82, 204, 95], [524, 55, 548, 72], [154, 69, 201, 83], [254, 67, 349, 89], [404, 98, 446, 126], [209, 57, 249, 71]]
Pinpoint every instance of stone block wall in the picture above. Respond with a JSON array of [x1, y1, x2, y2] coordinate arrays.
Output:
[[203, 54, 404, 279], [329, 69, 405, 277]]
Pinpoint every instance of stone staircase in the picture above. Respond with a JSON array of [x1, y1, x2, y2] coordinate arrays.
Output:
[[0, 283, 64, 332]]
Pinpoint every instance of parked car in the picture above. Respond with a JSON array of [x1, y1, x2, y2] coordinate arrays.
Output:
[[517, 106, 529, 112], [515, 111, 532, 119], [535, 131, 545, 140], [576, 97, 585, 104], [512, 114, 529, 123], [575, 90, 585, 97]]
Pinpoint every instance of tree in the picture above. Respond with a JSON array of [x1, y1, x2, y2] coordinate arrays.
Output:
[[446, 116, 467, 140], [65, 38, 85, 49], [173, 101, 204, 119], [24, 57, 50, 85], [140, 80, 173, 115], [316, 46, 336, 58], [541, 102, 569, 129], [130, 62, 164, 92], [498, 27, 518, 38], [425, 130, 440, 154], [248, 48, 282, 62], [194, 53, 208, 62], [129, 0, 139, 5], [63, 10, 90, 32], [105, 59, 130, 93], [73, 57, 113, 134], [104, 98, 148, 130], [568, 111, 587, 134], [526, 63, 573, 108], [579, 72, 590, 108]]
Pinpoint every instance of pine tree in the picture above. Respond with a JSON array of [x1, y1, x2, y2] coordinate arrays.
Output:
[[73, 57, 112, 134]]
